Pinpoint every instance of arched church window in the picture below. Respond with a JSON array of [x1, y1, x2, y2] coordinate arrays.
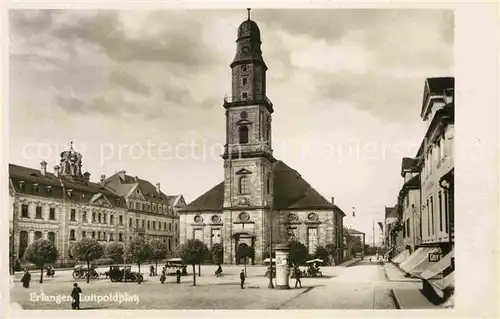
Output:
[[34, 231, 42, 240], [239, 126, 249, 144], [239, 176, 250, 194]]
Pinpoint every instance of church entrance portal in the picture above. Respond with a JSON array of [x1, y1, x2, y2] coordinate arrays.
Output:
[[234, 236, 255, 265]]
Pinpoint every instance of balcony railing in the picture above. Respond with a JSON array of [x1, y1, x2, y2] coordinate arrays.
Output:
[[223, 94, 273, 108], [223, 143, 273, 156], [134, 227, 146, 233]]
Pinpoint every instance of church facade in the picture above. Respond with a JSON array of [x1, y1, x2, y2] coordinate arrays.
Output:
[[178, 14, 346, 265]]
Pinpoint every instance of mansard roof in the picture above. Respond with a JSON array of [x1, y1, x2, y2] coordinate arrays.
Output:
[[180, 160, 338, 212], [105, 172, 183, 207], [9, 163, 127, 208]]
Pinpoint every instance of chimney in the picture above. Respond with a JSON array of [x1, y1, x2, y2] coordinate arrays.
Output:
[[40, 160, 47, 176], [118, 170, 126, 180], [134, 176, 139, 183], [100, 174, 106, 186], [84, 172, 91, 183], [156, 183, 161, 194], [53, 165, 60, 178], [331, 197, 335, 205]]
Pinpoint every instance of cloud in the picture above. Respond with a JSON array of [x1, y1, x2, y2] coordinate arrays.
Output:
[[109, 69, 151, 96]]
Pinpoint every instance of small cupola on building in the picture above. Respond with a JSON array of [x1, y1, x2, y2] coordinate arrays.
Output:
[[58, 142, 84, 181]]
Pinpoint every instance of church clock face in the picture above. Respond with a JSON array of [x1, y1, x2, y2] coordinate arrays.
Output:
[[240, 111, 248, 119]]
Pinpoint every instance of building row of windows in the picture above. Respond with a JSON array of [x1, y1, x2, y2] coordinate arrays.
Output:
[[129, 217, 178, 232], [423, 131, 451, 179], [424, 189, 450, 239], [128, 200, 175, 215], [69, 229, 124, 242], [18, 204, 178, 233], [16, 183, 122, 206]]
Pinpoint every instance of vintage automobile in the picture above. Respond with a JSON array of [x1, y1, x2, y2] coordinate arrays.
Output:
[[72, 264, 99, 280], [106, 265, 144, 283]]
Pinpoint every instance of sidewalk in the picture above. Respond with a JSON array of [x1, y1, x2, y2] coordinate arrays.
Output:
[[384, 262, 441, 309]]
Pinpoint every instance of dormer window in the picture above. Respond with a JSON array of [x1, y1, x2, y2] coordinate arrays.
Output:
[[19, 181, 25, 191], [242, 92, 248, 99], [47, 186, 52, 195], [33, 184, 40, 193]]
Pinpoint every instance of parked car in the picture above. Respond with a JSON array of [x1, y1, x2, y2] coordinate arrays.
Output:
[[72, 264, 99, 280], [106, 265, 143, 283]]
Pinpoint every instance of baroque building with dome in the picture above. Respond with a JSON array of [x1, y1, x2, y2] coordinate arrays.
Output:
[[178, 12, 347, 265], [9, 143, 185, 268]]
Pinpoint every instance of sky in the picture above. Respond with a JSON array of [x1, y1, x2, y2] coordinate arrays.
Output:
[[8, 9, 454, 245]]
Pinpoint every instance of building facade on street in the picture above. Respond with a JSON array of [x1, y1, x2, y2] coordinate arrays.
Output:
[[390, 77, 455, 302], [9, 143, 185, 267], [384, 205, 404, 259], [178, 14, 346, 265], [399, 158, 422, 254]]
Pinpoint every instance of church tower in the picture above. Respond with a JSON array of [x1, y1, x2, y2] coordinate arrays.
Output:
[[221, 10, 275, 264]]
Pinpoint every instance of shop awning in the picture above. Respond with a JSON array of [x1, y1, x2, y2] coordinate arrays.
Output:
[[400, 247, 440, 274], [428, 272, 455, 293], [392, 249, 410, 264], [420, 248, 454, 280]]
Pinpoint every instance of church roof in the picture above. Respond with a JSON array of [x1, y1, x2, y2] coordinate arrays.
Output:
[[180, 160, 336, 212]]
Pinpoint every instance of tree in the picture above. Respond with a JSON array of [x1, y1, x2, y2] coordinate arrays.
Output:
[[210, 243, 224, 265], [150, 239, 168, 274], [179, 239, 209, 286], [288, 240, 309, 266], [23, 239, 58, 283], [126, 237, 152, 276], [105, 242, 125, 263], [238, 244, 254, 277], [314, 245, 329, 264], [71, 238, 104, 283]]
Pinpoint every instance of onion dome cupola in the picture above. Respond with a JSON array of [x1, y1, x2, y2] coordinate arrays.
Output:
[[231, 8, 267, 70]]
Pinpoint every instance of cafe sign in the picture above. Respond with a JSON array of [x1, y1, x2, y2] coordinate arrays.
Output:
[[428, 252, 442, 262]]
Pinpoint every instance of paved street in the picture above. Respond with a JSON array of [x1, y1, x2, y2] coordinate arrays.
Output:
[[10, 259, 413, 310]]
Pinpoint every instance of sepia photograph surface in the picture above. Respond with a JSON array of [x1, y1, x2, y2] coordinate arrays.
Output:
[[2, 3, 498, 317]]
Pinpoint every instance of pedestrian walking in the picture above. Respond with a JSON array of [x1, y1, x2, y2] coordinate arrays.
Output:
[[294, 267, 302, 288], [240, 269, 245, 289], [176, 269, 181, 284], [21, 269, 31, 288], [149, 265, 155, 277], [71, 283, 82, 310]]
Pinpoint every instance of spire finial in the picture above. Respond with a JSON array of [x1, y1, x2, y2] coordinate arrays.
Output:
[[70, 141, 74, 150], [247, 8, 251, 20]]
